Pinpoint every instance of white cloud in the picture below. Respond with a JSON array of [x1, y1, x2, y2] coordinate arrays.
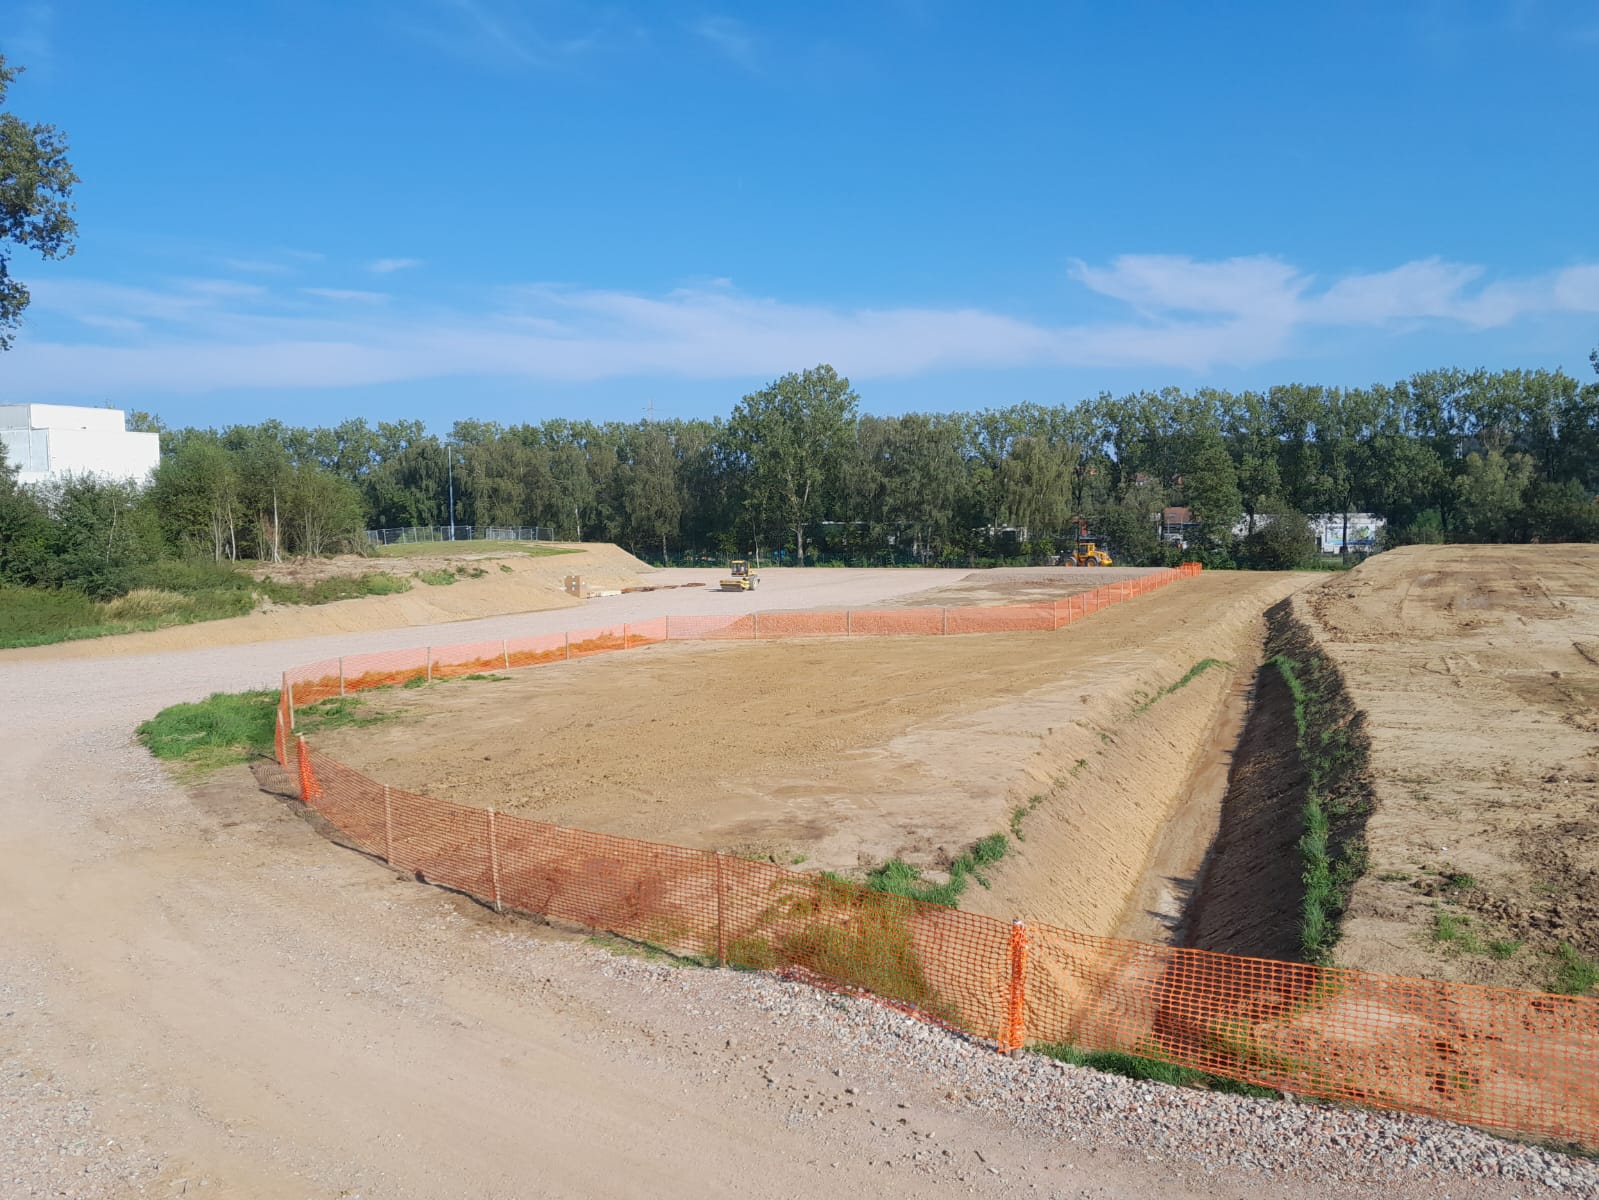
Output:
[[368, 257, 422, 274], [303, 287, 390, 304], [219, 257, 292, 275], [12, 254, 1599, 398], [691, 16, 757, 68]]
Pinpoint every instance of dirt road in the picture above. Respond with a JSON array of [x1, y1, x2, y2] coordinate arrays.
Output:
[[2, 568, 1589, 1198], [1298, 544, 1599, 990]]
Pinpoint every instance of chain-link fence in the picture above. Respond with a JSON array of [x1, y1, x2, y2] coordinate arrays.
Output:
[[365, 525, 557, 546]]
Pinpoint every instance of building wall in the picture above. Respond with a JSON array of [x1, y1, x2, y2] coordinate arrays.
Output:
[[0, 405, 160, 486]]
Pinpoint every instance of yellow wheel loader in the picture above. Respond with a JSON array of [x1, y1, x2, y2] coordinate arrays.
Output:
[[720, 560, 760, 591], [1070, 541, 1113, 566]]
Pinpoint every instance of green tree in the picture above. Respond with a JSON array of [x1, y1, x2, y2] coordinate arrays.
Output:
[[1183, 429, 1243, 548], [1240, 507, 1317, 569], [619, 423, 681, 561], [1454, 451, 1533, 542], [729, 364, 859, 564], [0, 441, 50, 583], [0, 55, 78, 350]]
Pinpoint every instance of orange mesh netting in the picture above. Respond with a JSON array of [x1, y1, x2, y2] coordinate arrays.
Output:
[[270, 564, 1599, 1147]]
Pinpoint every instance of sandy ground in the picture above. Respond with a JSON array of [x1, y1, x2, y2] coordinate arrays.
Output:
[[3, 564, 1588, 1198], [313, 571, 1313, 940], [1298, 545, 1599, 990]]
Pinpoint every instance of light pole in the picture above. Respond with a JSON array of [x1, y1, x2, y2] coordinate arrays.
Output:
[[447, 444, 456, 542]]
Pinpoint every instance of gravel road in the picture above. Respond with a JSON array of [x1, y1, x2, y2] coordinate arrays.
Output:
[[3, 568, 1595, 1198]]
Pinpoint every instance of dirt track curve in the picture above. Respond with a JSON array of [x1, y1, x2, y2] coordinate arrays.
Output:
[[3, 567, 1592, 1199]]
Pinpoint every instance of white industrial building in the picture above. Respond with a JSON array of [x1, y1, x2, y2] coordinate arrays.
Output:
[[0, 404, 161, 487]]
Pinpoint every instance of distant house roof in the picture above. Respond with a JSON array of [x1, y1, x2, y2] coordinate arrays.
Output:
[[1162, 506, 1194, 525]]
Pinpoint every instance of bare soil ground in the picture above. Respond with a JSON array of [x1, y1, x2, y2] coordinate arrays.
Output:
[[873, 565, 1165, 607], [4, 565, 1593, 1197], [315, 571, 1315, 938], [1297, 544, 1599, 990]]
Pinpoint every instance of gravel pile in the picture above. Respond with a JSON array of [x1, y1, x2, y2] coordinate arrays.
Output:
[[585, 948, 1599, 1198]]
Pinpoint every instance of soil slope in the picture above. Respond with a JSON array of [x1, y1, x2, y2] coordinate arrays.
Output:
[[0, 543, 650, 661], [1297, 544, 1599, 990], [315, 571, 1315, 937]]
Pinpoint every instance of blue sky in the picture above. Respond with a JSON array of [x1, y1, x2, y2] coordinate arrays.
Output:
[[3, 0, 1597, 431]]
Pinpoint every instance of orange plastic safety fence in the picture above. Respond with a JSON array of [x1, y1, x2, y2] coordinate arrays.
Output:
[[286, 727, 1599, 1146]]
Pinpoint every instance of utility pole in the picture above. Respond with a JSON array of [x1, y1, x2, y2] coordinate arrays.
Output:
[[447, 444, 456, 542]]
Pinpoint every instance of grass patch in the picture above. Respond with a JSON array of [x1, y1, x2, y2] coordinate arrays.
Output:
[[1132, 658, 1232, 714], [1010, 793, 1047, 841], [293, 696, 397, 736], [0, 582, 254, 648], [136, 689, 279, 774], [258, 572, 411, 605], [1034, 1041, 1278, 1099], [1551, 944, 1599, 995], [414, 569, 457, 586], [1432, 908, 1486, 955], [374, 540, 577, 559], [1271, 636, 1373, 964], [1487, 938, 1522, 960], [865, 833, 1007, 908]]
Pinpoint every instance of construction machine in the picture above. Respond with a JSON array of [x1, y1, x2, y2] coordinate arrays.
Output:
[[1070, 541, 1113, 567], [720, 559, 760, 591]]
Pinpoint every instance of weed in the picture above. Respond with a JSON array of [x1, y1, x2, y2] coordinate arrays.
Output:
[[1272, 647, 1372, 963], [136, 690, 278, 773], [1377, 871, 1412, 882], [402, 676, 427, 689], [1551, 945, 1599, 996], [294, 696, 396, 736], [499, 563, 514, 573], [1432, 908, 1485, 955], [865, 833, 1009, 908], [1133, 658, 1232, 714], [1441, 871, 1476, 892], [1034, 1041, 1277, 1099], [414, 569, 456, 587], [1487, 938, 1522, 961]]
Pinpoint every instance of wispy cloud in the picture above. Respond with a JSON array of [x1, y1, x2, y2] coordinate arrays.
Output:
[[690, 15, 758, 68], [303, 287, 390, 303], [219, 257, 292, 275], [8, 2, 55, 70], [13, 254, 1599, 398], [368, 257, 422, 274], [400, 0, 642, 69]]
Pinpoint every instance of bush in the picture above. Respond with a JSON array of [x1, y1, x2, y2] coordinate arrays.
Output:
[[1240, 509, 1318, 569]]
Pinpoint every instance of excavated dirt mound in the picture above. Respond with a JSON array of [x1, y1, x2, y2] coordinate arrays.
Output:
[[313, 570, 1317, 938], [0, 544, 652, 662], [1297, 544, 1599, 990]]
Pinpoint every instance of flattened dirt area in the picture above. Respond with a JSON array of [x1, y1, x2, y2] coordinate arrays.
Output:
[[1300, 544, 1599, 989], [313, 570, 1314, 936]]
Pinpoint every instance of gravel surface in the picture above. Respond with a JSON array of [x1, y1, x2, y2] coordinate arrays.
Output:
[[3, 567, 1596, 1198]]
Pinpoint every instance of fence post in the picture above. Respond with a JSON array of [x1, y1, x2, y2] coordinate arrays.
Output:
[[1005, 919, 1028, 1056], [285, 678, 295, 731], [846, 609, 852, 637], [941, 608, 948, 636], [752, 611, 759, 641], [339, 657, 346, 697], [487, 808, 503, 913], [714, 852, 727, 966], [426, 647, 433, 682], [564, 632, 571, 660], [382, 785, 394, 864], [296, 736, 321, 804], [664, 615, 671, 641], [274, 709, 286, 768], [502, 639, 510, 670], [623, 624, 630, 651]]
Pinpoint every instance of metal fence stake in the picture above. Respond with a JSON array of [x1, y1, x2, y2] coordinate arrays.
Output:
[[383, 785, 394, 864], [502, 639, 510, 670], [426, 647, 433, 682], [714, 852, 727, 966], [339, 657, 346, 697], [488, 808, 503, 913]]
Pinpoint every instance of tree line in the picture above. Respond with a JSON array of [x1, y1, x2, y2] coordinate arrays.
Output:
[[3, 354, 1597, 596]]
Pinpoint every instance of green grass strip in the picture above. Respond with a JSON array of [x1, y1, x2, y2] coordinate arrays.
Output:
[[1133, 658, 1232, 714]]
